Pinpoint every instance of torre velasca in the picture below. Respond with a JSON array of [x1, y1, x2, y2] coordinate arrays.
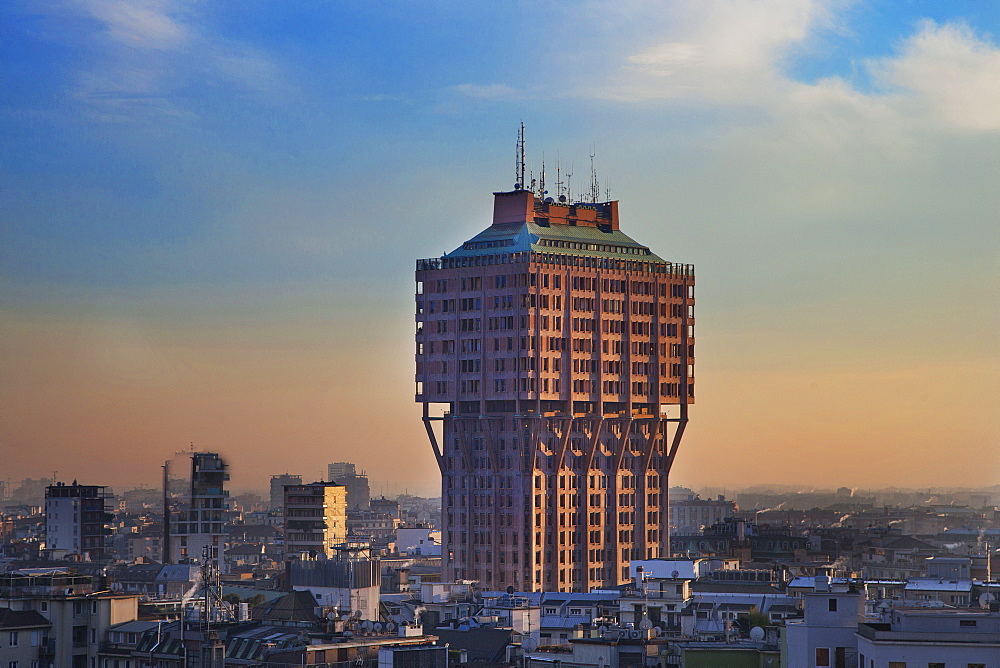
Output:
[[415, 185, 695, 592]]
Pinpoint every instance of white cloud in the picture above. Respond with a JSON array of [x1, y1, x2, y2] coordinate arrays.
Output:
[[568, 0, 840, 103], [582, 1, 1000, 138], [52, 0, 293, 121], [78, 0, 188, 50], [873, 21, 1000, 132]]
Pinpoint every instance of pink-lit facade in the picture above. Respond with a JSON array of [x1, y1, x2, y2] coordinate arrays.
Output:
[[416, 189, 694, 592]]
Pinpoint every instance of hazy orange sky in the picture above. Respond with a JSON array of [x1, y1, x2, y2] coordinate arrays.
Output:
[[2, 1, 998, 497]]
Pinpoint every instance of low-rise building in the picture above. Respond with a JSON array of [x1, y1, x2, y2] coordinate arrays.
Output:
[[857, 608, 1000, 668], [0, 568, 140, 668], [784, 577, 866, 668], [903, 577, 974, 607], [0, 607, 52, 668]]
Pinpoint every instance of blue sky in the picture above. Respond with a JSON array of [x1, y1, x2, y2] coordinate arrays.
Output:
[[2, 0, 998, 494]]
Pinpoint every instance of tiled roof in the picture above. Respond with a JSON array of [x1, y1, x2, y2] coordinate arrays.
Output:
[[0, 608, 50, 630], [256, 590, 321, 623], [444, 221, 668, 263], [432, 627, 513, 662]]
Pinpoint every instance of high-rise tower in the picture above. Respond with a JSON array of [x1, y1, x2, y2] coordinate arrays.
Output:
[[415, 182, 694, 592], [168, 452, 230, 569], [45, 482, 112, 561]]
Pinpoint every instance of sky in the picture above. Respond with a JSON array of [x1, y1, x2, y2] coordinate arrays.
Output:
[[2, 0, 998, 497]]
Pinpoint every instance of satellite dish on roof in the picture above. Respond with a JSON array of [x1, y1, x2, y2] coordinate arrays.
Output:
[[639, 617, 653, 630], [341, 614, 350, 621], [362, 620, 374, 631], [750, 627, 765, 641], [979, 592, 997, 609], [506, 585, 515, 595], [353, 610, 363, 619], [386, 622, 396, 632], [523, 638, 538, 652], [558, 195, 567, 203], [375, 623, 383, 631], [672, 570, 680, 579], [598, 626, 608, 634]]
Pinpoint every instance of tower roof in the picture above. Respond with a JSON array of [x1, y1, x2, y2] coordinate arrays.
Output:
[[443, 190, 666, 263]]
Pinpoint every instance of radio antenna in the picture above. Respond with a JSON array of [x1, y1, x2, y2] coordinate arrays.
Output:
[[539, 155, 546, 198], [556, 159, 565, 201], [515, 122, 526, 190], [589, 149, 599, 202]]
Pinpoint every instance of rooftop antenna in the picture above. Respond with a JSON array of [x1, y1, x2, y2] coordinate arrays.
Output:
[[555, 159, 565, 202], [566, 165, 573, 203], [589, 149, 599, 203], [515, 122, 526, 190], [538, 155, 546, 199]]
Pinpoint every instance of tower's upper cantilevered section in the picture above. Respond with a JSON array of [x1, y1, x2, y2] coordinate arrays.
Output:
[[415, 188, 694, 414]]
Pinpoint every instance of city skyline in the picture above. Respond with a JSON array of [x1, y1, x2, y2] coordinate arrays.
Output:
[[2, 1, 998, 494]]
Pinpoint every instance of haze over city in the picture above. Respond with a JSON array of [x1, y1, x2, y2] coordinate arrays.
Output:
[[2, 0, 997, 495]]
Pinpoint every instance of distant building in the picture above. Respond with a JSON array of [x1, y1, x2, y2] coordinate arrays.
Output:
[[924, 555, 972, 579], [289, 543, 381, 617], [283, 482, 347, 559], [378, 644, 448, 668], [348, 510, 399, 551], [269, 474, 302, 512], [903, 577, 974, 606], [370, 497, 401, 520], [328, 462, 371, 510], [44, 482, 112, 561], [169, 452, 230, 569], [669, 494, 737, 535], [396, 527, 441, 556]]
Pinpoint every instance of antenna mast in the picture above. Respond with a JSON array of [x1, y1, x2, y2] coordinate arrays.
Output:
[[515, 122, 526, 190], [589, 150, 599, 202], [538, 155, 546, 199]]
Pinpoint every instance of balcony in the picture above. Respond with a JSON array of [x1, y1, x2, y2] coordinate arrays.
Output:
[[38, 638, 55, 657]]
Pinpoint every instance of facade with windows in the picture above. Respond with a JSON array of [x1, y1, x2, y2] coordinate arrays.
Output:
[[784, 580, 866, 668], [283, 482, 347, 559], [169, 452, 230, 570], [415, 187, 695, 592], [856, 609, 1000, 668], [44, 483, 112, 562], [0, 608, 51, 668]]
